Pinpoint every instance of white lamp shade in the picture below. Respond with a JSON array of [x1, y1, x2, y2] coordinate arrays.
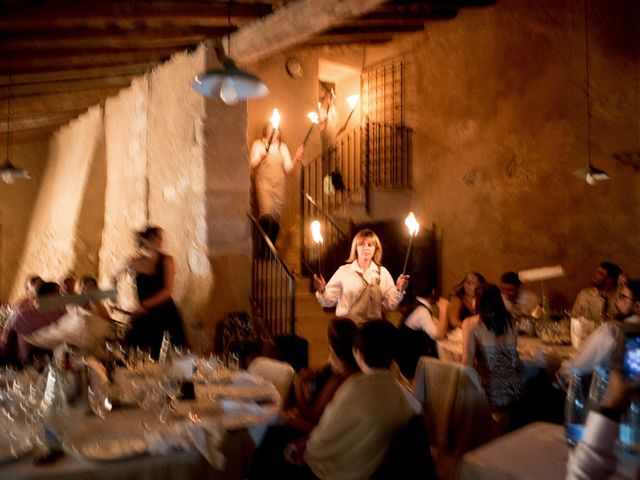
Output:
[[192, 65, 269, 105], [0, 161, 30, 184]]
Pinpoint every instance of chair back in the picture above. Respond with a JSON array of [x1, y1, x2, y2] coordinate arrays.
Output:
[[247, 356, 295, 406], [413, 357, 495, 456], [371, 414, 437, 480]]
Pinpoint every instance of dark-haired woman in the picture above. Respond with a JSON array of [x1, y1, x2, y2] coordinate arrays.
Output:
[[462, 284, 523, 431], [250, 124, 303, 245], [119, 226, 186, 356], [448, 271, 486, 329]]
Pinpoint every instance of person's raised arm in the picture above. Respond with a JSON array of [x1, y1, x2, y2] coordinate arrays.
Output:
[[461, 316, 476, 367], [447, 295, 464, 329], [281, 143, 296, 174], [315, 270, 341, 308], [249, 140, 267, 171]]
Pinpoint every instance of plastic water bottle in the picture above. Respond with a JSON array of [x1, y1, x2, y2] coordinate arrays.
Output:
[[40, 364, 70, 451], [619, 393, 640, 453], [565, 369, 587, 447]]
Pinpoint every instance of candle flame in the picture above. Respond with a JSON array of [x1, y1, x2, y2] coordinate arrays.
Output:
[[404, 212, 419, 236], [311, 220, 323, 244], [346, 95, 359, 109], [307, 112, 319, 124], [269, 108, 281, 129]]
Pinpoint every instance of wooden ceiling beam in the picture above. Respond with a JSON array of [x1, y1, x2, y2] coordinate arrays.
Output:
[[0, 63, 154, 87], [5, 125, 60, 143], [0, 47, 195, 74], [0, 109, 89, 134], [0, 2, 274, 30], [0, 76, 135, 99], [0, 88, 121, 116], [323, 24, 425, 36], [0, 28, 232, 51], [300, 33, 395, 47]]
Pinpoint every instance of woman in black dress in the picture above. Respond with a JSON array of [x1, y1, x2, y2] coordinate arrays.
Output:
[[120, 226, 186, 356]]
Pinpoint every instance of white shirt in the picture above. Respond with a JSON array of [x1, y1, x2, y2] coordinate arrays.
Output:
[[502, 288, 540, 316], [315, 261, 404, 317], [566, 411, 620, 480], [404, 297, 439, 339]]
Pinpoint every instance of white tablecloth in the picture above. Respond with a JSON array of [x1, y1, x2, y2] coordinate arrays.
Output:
[[438, 332, 575, 376], [0, 376, 280, 480]]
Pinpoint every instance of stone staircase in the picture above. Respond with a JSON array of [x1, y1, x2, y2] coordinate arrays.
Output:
[[293, 275, 334, 368]]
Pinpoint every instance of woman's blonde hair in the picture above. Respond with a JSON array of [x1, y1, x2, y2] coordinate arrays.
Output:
[[346, 229, 382, 264]]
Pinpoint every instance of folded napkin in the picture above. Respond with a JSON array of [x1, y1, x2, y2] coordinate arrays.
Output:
[[145, 417, 227, 469]]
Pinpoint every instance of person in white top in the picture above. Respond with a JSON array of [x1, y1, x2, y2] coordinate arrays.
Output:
[[250, 123, 304, 245], [567, 279, 640, 376], [396, 277, 450, 378], [566, 370, 638, 480], [499, 271, 540, 316], [313, 229, 408, 325]]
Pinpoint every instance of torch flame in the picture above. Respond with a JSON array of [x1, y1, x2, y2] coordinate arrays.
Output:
[[404, 212, 419, 236], [311, 220, 323, 244], [346, 95, 359, 109], [269, 108, 281, 129], [307, 112, 319, 124]]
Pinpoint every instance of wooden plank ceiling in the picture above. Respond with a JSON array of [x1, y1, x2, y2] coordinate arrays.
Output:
[[0, 0, 494, 143]]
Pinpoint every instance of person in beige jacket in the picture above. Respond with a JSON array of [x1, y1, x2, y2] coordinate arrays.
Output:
[[284, 320, 414, 480]]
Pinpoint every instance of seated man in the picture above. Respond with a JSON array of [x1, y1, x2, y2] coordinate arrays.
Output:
[[0, 282, 65, 365], [566, 279, 640, 376], [285, 320, 415, 480], [499, 271, 539, 316], [572, 262, 622, 323]]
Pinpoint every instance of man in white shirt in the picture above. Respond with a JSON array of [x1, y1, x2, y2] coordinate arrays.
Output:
[[499, 271, 540, 316], [571, 262, 622, 323], [567, 279, 640, 375]]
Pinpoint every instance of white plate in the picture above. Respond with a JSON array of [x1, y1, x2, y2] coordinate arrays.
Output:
[[0, 429, 32, 464], [70, 431, 147, 462]]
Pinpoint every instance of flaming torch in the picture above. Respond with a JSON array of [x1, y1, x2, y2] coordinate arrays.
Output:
[[302, 112, 319, 147], [311, 220, 324, 278], [265, 108, 281, 152], [402, 212, 420, 275], [339, 94, 360, 133]]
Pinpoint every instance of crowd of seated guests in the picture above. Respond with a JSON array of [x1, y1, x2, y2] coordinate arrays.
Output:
[[0, 273, 116, 367]]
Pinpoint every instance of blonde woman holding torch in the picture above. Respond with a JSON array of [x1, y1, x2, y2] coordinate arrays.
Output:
[[313, 229, 409, 325]]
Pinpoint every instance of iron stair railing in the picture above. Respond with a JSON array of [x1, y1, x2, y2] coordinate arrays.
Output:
[[249, 213, 295, 337], [300, 193, 351, 280]]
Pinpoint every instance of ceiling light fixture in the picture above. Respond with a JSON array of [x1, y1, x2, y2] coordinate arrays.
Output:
[[191, 2, 268, 105], [1, 77, 30, 184], [573, 0, 609, 185]]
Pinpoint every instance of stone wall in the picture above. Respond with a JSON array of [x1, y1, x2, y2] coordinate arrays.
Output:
[[10, 107, 104, 299], [8, 46, 251, 353], [247, 0, 640, 307], [0, 141, 47, 302]]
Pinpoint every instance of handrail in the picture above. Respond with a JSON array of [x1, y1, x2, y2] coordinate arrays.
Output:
[[303, 193, 349, 238], [248, 213, 296, 337]]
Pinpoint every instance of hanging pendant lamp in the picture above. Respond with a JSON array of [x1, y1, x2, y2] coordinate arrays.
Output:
[[192, 42, 269, 105], [573, 0, 609, 185], [191, 2, 268, 105], [2, 78, 30, 185]]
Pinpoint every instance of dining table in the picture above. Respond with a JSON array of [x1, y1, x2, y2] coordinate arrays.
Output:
[[457, 421, 639, 480], [437, 329, 576, 380], [0, 366, 281, 480]]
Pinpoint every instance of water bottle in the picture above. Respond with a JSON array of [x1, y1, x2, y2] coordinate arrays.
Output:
[[565, 369, 587, 447], [619, 393, 640, 453], [40, 364, 70, 451]]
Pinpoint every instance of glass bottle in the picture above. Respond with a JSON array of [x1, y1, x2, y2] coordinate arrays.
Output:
[[565, 369, 587, 447], [39, 364, 70, 451]]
